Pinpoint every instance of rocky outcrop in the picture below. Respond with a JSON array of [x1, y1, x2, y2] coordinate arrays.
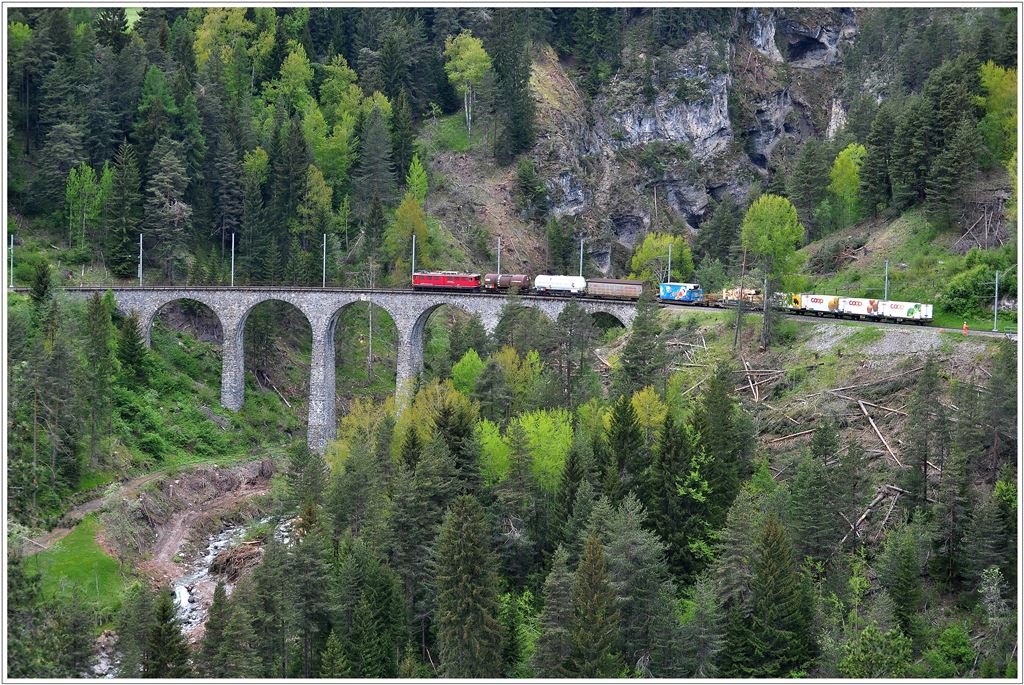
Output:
[[526, 9, 858, 273]]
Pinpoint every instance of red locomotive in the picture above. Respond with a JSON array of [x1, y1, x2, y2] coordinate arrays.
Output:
[[411, 271, 482, 290]]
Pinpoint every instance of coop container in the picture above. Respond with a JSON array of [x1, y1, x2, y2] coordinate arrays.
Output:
[[796, 293, 841, 314], [881, 300, 933, 321], [839, 297, 883, 317]]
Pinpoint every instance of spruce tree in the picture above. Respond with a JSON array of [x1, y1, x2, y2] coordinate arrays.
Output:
[[216, 607, 260, 677], [353, 105, 396, 218], [877, 520, 924, 636], [391, 90, 415, 181], [115, 582, 155, 677], [903, 356, 947, 511], [691, 364, 748, 528], [83, 293, 116, 464], [933, 447, 971, 588], [679, 574, 724, 677], [116, 311, 149, 385], [531, 546, 573, 677], [289, 522, 332, 677], [434, 495, 503, 678], [735, 516, 815, 677], [568, 533, 623, 677], [786, 455, 834, 563], [94, 8, 128, 50], [604, 494, 679, 676], [965, 494, 1013, 586], [612, 290, 664, 398], [198, 581, 230, 676], [490, 9, 535, 162], [604, 393, 644, 500], [859, 103, 897, 215], [694, 196, 741, 263], [107, 142, 143, 279], [926, 117, 983, 229], [144, 137, 192, 282], [320, 629, 351, 677], [142, 591, 191, 678], [889, 98, 930, 209]]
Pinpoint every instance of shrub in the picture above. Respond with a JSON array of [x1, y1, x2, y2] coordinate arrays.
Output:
[[941, 263, 994, 316]]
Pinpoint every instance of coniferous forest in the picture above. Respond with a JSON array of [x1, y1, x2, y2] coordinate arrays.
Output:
[[4, 5, 1021, 681]]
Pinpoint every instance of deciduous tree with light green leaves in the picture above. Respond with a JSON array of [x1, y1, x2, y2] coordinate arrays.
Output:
[[443, 31, 493, 139], [740, 194, 804, 348], [827, 143, 867, 230], [629, 231, 694, 283]]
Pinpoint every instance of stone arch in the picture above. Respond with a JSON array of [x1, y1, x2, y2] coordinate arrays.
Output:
[[585, 308, 629, 328], [149, 297, 225, 345], [327, 298, 400, 399]]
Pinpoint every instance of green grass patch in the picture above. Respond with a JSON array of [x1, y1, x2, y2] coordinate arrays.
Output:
[[839, 326, 885, 350], [420, 112, 484, 155], [26, 515, 127, 615]]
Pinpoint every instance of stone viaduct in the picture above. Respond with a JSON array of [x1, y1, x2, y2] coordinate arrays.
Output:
[[60, 287, 637, 453]]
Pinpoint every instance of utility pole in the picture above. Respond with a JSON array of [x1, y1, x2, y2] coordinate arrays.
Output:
[[411, 233, 417, 281], [667, 242, 673, 283], [322, 233, 327, 288], [578, 237, 584, 277], [230, 233, 235, 287], [138, 234, 143, 286], [733, 246, 747, 351], [883, 259, 889, 300], [8, 234, 13, 287], [497, 236, 502, 277]]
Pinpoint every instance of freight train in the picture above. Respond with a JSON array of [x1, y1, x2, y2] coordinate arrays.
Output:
[[412, 271, 643, 300], [410, 271, 933, 324]]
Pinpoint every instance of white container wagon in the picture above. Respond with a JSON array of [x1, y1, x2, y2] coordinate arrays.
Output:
[[533, 274, 587, 295], [839, 297, 883, 318], [794, 293, 841, 315], [881, 300, 933, 323]]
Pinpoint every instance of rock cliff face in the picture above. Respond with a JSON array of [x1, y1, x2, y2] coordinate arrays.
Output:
[[529, 8, 858, 274]]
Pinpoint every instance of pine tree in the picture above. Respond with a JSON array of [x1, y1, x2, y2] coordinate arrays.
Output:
[[859, 103, 898, 215], [391, 90, 415, 181], [786, 455, 834, 563], [434, 495, 503, 677], [361, 194, 387, 259], [217, 607, 260, 677], [889, 98, 930, 209], [272, 115, 311, 227], [605, 494, 679, 676], [787, 138, 830, 228], [604, 393, 645, 500], [144, 137, 192, 282], [142, 591, 191, 678], [691, 364, 749, 528], [679, 574, 724, 677], [568, 533, 623, 677], [83, 293, 116, 464], [94, 8, 129, 51], [290, 522, 332, 677], [116, 311, 149, 385], [612, 290, 664, 398], [733, 516, 815, 677], [877, 520, 924, 636], [965, 494, 1013, 586], [491, 9, 535, 163], [320, 629, 351, 677], [531, 546, 573, 677], [984, 340, 1017, 473], [107, 143, 143, 279], [35, 122, 86, 213], [198, 581, 230, 676], [926, 117, 983, 229], [694, 197, 741, 263], [933, 447, 971, 588], [353, 104, 395, 218], [115, 582, 155, 677]]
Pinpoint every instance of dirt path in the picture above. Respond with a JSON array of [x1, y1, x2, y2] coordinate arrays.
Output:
[[23, 471, 167, 556], [138, 481, 269, 584]]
